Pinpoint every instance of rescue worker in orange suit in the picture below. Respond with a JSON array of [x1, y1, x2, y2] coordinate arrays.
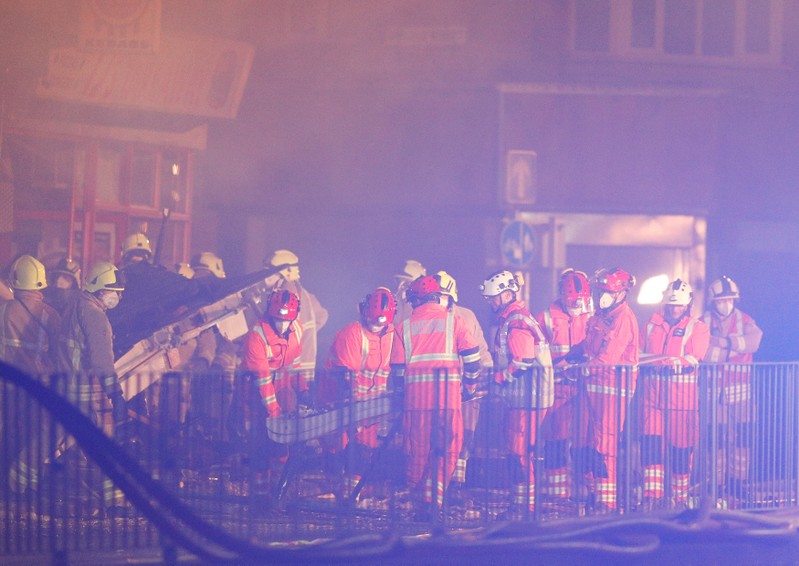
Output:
[[701, 276, 762, 505], [481, 270, 554, 517], [434, 270, 493, 496], [536, 268, 592, 501], [322, 287, 396, 501], [265, 250, 328, 386], [0, 256, 61, 494], [568, 267, 639, 512], [394, 259, 426, 323], [240, 289, 307, 491], [390, 275, 481, 514], [639, 279, 709, 509]]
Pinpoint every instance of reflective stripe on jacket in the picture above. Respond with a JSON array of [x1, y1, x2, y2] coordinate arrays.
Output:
[[242, 319, 303, 417], [0, 290, 60, 375], [494, 300, 554, 408], [327, 320, 393, 399], [390, 302, 480, 410]]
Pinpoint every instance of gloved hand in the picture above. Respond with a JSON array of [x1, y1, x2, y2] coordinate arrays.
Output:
[[110, 392, 128, 426], [560, 365, 581, 383], [564, 345, 588, 365], [709, 335, 731, 350]]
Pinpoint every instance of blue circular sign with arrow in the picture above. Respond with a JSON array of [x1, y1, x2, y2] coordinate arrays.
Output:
[[500, 220, 536, 267]]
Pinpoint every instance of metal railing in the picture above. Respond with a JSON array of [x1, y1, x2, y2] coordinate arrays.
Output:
[[1, 361, 798, 562]]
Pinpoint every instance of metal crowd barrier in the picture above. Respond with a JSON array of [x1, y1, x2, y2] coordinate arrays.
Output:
[[0, 362, 798, 562]]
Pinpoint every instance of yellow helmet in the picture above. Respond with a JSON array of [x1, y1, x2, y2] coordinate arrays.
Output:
[[10, 255, 47, 290], [266, 249, 300, 282], [396, 259, 426, 282], [121, 233, 153, 258], [84, 261, 126, 293], [191, 252, 226, 279], [435, 270, 458, 303], [174, 262, 195, 279]]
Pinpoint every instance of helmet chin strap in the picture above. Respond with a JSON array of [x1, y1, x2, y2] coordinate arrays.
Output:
[[598, 290, 626, 312], [493, 291, 515, 313], [271, 318, 292, 335]]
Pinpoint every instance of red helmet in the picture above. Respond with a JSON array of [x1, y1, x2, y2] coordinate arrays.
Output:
[[267, 289, 300, 321], [593, 267, 636, 293], [360, 287, 397, 325], [406, 275, 441, 303], [558, 268, 591, 309]]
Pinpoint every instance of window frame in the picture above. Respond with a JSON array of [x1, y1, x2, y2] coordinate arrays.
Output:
[[569, 0, 783, 66]]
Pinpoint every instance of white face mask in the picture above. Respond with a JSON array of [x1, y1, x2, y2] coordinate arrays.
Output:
[[714, 301, 734, 317], [566, 306, 584, 317], [599, 292, 616, 310], [101, 292, 120, 310]]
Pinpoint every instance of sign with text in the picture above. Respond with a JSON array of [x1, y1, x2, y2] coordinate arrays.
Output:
[[79, 0, 161, 53], [38, 34, 254, 119]]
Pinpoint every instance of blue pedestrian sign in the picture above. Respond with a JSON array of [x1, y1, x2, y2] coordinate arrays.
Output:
[[500, 220, 536, 267]]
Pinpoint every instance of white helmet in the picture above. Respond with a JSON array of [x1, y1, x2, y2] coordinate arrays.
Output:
[[266, 249, 300, 282], [435, 270, 458, 303], [11, 255, 47, 290], [480, 270, 520, 297], [84, 261, 125, 293], [191, 252, 226, 279], [121, 233, 153, 258], [396, 259, 426, 282], [708, 276, 740, 301], [662, 278, 692, 306]]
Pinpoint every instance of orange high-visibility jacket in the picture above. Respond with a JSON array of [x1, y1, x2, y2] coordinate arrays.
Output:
[[536, 301, 589, 363], [494, 300, 550, 383], [390, 302, 481, 410], [272, 280, 328, 383], [643, 311, 710, 368], [641, 311, 710, 410], [241, 319, 303, 417], [701, 308, 762, 364], [584, 301, 639, 393], [326, 320, 393, 399], [453, 304, 493, 369]]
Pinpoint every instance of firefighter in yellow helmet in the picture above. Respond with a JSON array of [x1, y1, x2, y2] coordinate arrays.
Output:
[[110, 233, 208, 357], [120, 233, 153, 268], [56, 261, 130, 513], [187, 251, 238, 440], [1, 255, 61, 495], [57, 261, 127, 412], [191, 252, 226, 280], [0, 255, 61, 375], [263, 249, 328, 385]]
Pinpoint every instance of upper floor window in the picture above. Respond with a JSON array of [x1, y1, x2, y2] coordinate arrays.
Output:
[[571, 0, 783, 65]]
